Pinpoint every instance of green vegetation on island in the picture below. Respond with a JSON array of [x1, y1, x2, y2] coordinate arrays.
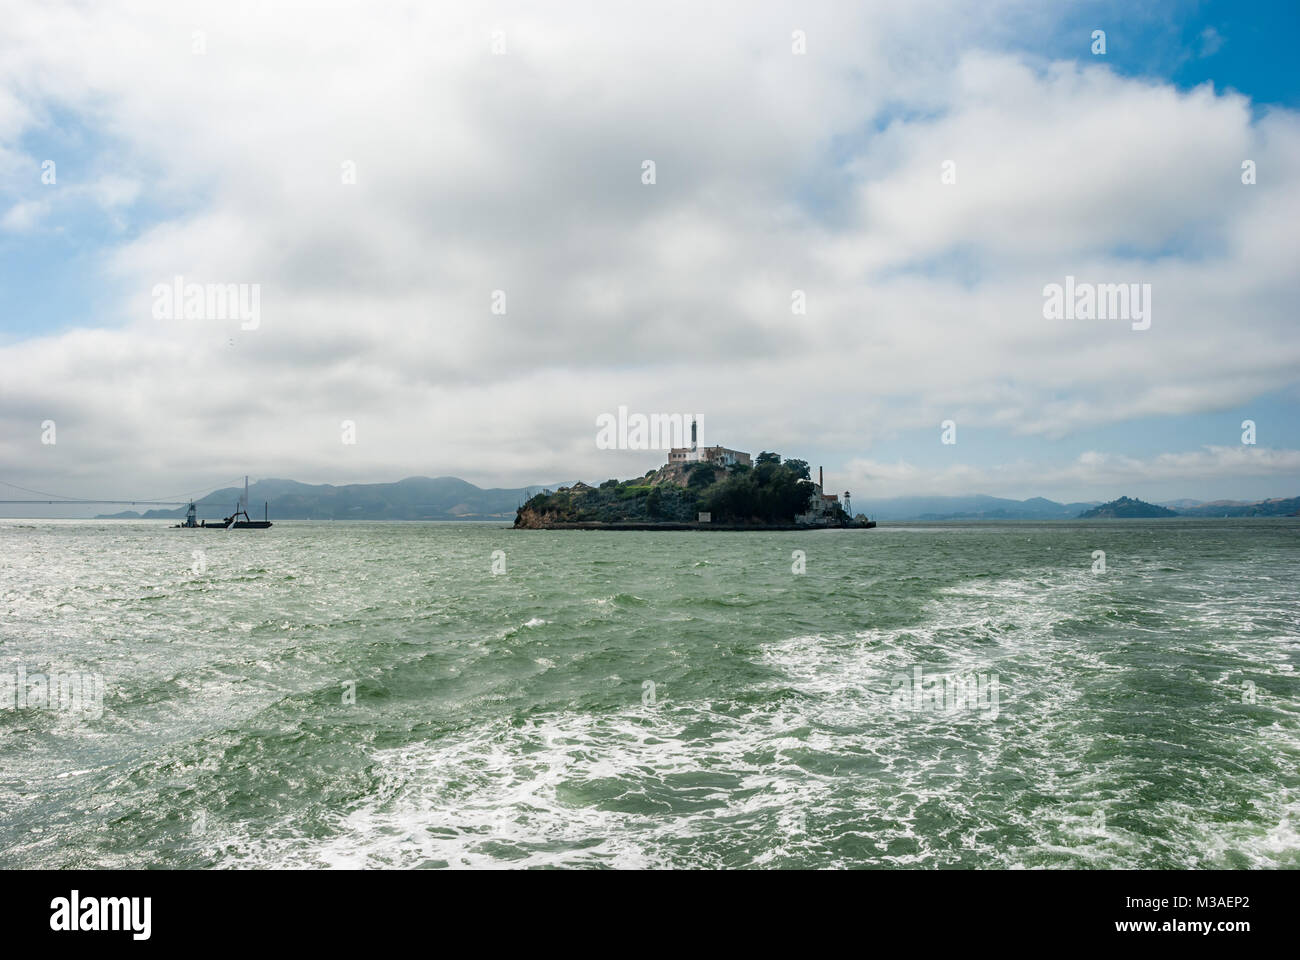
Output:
[[1077, 496, 1178, 518], [513, 452, 854, 528]]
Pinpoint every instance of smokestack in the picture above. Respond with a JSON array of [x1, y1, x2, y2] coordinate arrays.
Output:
[[691, 417, 697, 451], [819, 466, 823, 490]]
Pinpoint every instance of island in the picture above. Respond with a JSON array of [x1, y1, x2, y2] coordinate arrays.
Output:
[[514, 446, 875, 530], [1078, 496, 1178, 518]]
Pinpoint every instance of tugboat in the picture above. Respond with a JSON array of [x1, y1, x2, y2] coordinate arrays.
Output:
[[172, 477, 272, 529]]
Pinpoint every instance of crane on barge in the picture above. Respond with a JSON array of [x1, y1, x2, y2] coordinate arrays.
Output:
[[175, 476, 271, 529]]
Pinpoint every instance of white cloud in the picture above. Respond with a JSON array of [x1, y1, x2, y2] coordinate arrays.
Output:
[[0, 1, 1297, 500], [1, 198, 47, 231]]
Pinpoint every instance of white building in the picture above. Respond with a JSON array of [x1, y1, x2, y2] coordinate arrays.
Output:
[[667, 417, 751, 468], [795, 468, 843, 525]]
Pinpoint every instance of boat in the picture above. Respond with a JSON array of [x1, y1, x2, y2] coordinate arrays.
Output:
[[172, 477, 272, 529]]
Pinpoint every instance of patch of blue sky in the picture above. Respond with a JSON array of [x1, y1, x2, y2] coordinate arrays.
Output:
[[0, 112, 189, 340], [1022, 0, 1300, 108]]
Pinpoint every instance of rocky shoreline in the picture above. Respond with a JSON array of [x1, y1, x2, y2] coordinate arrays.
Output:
[[512, 508, 875, 531]]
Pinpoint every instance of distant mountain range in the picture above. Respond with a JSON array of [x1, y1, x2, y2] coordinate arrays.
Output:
[[1168, 496, 1300, 517], [95, 479, 1300, 522], [97, 477, 570, 522], [864, 494, 1101, 522], [873, 493, 1300, 520]]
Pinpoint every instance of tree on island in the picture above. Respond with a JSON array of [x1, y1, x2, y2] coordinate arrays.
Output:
[[783, 459, 811, 480], [703, 459, 813, 522], [688, 465, 717, 489]]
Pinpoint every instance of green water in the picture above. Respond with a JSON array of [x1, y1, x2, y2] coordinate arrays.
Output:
[[1, 518, 1297, 868]]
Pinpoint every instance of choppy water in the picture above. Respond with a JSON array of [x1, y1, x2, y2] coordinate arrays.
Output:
[[1, 518, 1297, 869]]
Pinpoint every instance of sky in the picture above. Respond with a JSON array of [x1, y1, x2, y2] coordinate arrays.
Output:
[[1, 0, 1299, 514]]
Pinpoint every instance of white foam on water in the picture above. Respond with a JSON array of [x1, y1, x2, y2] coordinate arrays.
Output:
[[201, 569, 1193, 869], [754, 568, 1300, 868], [209, 696, 898, 869]]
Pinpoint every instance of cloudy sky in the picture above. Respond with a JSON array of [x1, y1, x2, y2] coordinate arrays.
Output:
[[2, 0, 1298, 513]]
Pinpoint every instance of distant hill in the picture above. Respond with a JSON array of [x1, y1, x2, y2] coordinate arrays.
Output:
[[1078, 496, 1177, 518], [866, 494, 1099, 522], [1174, 496, 1300, 517], [96, 477, 570, 522], [864, 493, 1299, 521]]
